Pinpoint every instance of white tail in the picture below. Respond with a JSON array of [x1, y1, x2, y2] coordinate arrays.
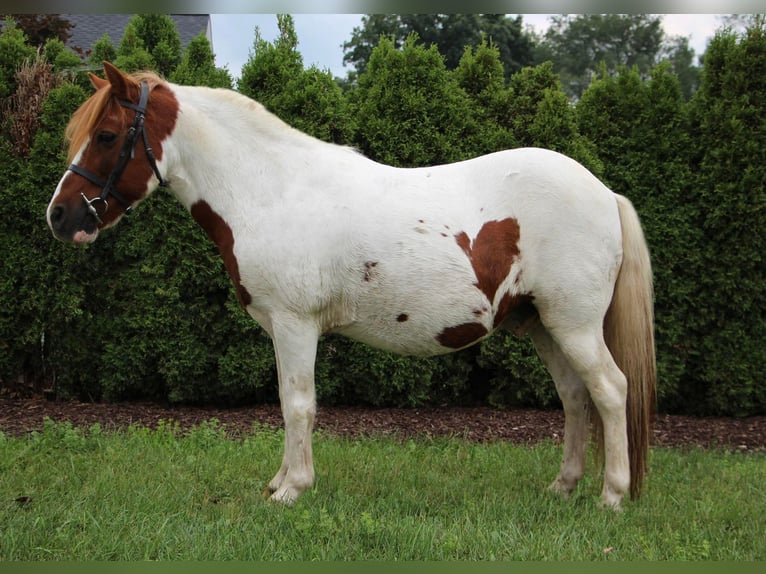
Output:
[[602, 194, 656, 499]]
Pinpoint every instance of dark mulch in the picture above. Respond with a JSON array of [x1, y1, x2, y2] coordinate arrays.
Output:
[[0, 397, 764, 452]]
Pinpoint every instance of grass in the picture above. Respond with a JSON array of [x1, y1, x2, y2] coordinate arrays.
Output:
[[0, 418, 764, 560]]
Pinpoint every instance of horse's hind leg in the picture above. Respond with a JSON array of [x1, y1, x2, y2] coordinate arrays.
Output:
[[547, 325, 630, 509], [529, 323, 589, 498]]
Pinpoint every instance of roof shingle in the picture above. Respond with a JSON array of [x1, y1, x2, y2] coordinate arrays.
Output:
[[62, 14, 211, 58]]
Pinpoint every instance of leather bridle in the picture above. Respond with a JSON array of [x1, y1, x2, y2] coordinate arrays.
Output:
[[67, 81, 169, 223]]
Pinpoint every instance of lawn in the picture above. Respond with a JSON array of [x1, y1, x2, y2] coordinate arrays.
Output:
[[0, 418, 763, 560]]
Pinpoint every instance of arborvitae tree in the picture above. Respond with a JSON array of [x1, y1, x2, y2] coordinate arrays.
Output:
[[0, 81, 91, 394], [87, 34, 118, 70], [506, 61, 601, 173], [0, 18, 275, 404], [685, 21, 766, 415], [349, 34, 476, 167], [170, 34, 233, 89], [238, 14, 303, 103], [453, 40, 516, 154], [0, 19, 36, 99], [238, 15, 350, 144], [113, 22, 154, 73], [113, 14, 181, 76], [577, 63, 700, 412], [269, 65, 351, 144]]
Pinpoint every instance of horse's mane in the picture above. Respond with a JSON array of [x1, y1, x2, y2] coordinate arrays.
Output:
[[65, 71, 165, 163]]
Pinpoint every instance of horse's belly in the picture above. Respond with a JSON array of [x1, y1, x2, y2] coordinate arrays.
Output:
[[333, 269, 529, 357], [335, 313, 482, 357]]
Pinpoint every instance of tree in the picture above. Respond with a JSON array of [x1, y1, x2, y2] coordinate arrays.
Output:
[[87, 34, 117, 70], [238, 14, 303, 102], [684, 19, 766, 415], [0, 81, 91, 394], [349, 34, 476, 167], [538, 14, 666, 99], [577, 63, 699, 412], [453, 40, 516, 154], [1, 14, 72, 46], [114, 14, 181, 76], [171, 34, 232, 89], [661, 35, 700, 99], [343, 14, 535, 79], [0, 18, 36, 99], [506, 61, 601, 172], [238, 14, 350, 144]]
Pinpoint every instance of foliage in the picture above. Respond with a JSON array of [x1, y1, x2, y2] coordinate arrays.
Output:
[[343, 14, 535, 80], [170, 34, 233, 89], [88, 34, 117, 69], [683, 21, 766, 415], [349, 34, 476, 167], [0, 80, 90, 394], [114, 14, 181, 76], [0, 14, 764, 416], [238, 14, 303, 102], [452, 40, 516, 154], [537, 14, 695, 100], [0, 18, 36, 99], [577, 64, 701, 412], [238, 16, 350, 144], [2, 53, 62, 157], [660, 35, 701, 99], [0, 14, 73, 46]]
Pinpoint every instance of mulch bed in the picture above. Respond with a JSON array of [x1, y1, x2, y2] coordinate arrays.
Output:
[[0, 397, 763, 452]]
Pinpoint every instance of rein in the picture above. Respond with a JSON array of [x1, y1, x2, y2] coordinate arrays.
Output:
[[68, 81, 169, 223]]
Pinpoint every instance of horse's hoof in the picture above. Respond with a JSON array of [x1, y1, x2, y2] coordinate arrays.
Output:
[[598, 497, 624, 512], [269, 486, 298, 506], [548, 478, 574, 499]]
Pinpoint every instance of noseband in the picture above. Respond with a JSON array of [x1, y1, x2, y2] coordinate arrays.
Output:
[[68, 81, 169, 223]]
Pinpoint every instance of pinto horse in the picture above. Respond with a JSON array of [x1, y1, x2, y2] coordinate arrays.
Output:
[[47, 63, 655, 508]]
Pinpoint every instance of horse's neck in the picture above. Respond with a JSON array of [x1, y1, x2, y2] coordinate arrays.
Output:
[[164, 85, 320, 214]]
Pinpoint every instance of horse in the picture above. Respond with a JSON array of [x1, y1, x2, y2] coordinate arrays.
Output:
[[47, 62, 656, 509]]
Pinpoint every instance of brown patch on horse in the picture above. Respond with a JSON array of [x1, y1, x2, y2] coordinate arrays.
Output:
[[61, 67, 179, 227], [454, 218, 521, 301], [436, 218, 532, 349], [190, 200, 252, 308], [363, 261, 379, 282], [66, 70, 176, 165], [493, 293, 538, 334], [396, 313, 409, 322], [436, 322, 489, 349]]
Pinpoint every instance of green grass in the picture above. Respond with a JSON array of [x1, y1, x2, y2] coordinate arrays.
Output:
[[0, 418, 764, 560]]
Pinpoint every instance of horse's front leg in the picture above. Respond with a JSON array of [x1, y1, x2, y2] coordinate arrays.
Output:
[[265, 315, 320, 505]]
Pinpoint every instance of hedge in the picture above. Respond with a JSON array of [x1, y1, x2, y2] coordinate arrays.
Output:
[[1, 18, 763, 416]]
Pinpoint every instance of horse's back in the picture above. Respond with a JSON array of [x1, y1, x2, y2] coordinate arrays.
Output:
[[330, 148, 622, 355]]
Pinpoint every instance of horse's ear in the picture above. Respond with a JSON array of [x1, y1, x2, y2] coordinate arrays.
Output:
[[88, 72, 109, 91], [102, 61, 134, 100]]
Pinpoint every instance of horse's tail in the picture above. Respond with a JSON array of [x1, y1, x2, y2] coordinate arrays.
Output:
[[602, 194, 656, 500]]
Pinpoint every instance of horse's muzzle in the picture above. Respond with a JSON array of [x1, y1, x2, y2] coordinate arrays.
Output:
[[47, 201, 100, 243]]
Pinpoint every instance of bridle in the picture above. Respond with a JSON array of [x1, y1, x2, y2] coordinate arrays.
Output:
[[67, 81, 169, 223]]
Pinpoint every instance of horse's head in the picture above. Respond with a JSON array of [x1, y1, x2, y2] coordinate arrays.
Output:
[[47, 62, 178, 243]]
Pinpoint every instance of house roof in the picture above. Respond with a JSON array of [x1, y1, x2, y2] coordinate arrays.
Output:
[[62, 14, 211, 56]]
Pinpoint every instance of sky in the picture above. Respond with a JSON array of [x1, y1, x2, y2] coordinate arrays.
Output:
[[209, 14, 728, 80]]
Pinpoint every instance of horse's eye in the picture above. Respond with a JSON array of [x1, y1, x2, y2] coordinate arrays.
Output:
[[96, 131, 117, 146]]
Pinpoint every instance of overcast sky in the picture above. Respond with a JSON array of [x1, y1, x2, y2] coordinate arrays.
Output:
[[210, 14, 727, 80]]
